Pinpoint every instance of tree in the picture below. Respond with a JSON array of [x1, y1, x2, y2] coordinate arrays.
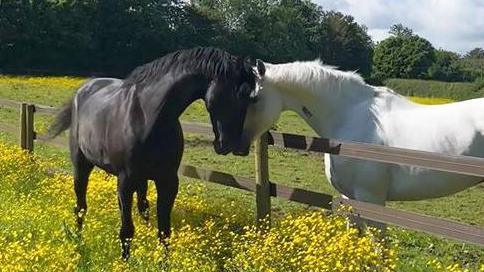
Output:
[[192, 0, 374, 75], [192, 0, 322, 62], [0, 0, 33, 68], [427, 50, 463, 81], [0, 0, 206, 75], [315, 11, 373, 76], [1, 0, 374, 77], [372, 24, 435, 79], [460, 47, 484, 81], [389, 23, 413, 37], [465, 48, 484, 59], [91, 0, 187, 74]]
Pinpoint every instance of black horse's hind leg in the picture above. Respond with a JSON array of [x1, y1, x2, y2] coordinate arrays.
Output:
[[137, 180, 150, 222], [72, 150, 94, 230], [117, 173, 136, 260], [154, 174, 179, 243]]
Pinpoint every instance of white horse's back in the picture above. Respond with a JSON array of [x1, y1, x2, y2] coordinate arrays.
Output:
[[378, 95, 484, 153], [374, 95, 484, 200]]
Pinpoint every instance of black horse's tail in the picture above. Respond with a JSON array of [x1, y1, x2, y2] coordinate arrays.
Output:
[[47, 97, 74, 139]]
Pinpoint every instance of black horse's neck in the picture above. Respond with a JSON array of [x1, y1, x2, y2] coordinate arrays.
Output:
[[153, 73, 210, 120], [121, 47, 248, 136], [129, 72, 210, 139]]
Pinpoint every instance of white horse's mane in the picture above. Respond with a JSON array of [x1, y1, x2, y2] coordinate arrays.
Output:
[[263, 59, 367, 95]]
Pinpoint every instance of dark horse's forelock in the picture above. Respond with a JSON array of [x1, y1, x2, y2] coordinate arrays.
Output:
[[123, 47, 255, 87]]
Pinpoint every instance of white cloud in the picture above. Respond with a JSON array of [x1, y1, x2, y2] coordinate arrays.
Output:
[[313, 0, 484, 54]]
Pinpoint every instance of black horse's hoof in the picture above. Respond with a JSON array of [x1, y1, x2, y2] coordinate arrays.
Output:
[[158, 233, 170, 250], [76, 219, 83, 231], [73, 207, 86, 230], [121, 239, 131, 261], [140, 209, 150, 222], [121, 251, 130, 261], [138, 200, 150, 222]]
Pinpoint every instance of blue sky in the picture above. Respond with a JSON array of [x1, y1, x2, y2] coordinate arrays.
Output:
[[313, 0, 484, 54]]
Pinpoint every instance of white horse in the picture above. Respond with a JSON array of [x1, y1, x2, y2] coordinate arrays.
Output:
[[239, 59, 484, 207]]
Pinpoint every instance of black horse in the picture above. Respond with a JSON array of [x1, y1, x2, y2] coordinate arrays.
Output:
[[48, 47, 256, 259]]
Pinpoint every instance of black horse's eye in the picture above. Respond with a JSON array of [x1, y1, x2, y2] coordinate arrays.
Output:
[[236, 82, 252, 100]]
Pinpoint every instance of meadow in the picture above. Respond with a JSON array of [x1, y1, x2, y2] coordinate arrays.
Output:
[[0, 75, 483, 271], [385, 78, 484, 101]]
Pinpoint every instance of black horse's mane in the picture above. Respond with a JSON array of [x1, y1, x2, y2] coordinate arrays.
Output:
[[123, 47, 253, 87]]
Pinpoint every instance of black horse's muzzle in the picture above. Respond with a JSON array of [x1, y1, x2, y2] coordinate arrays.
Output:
[[232, 134, 251, 156], [213, 139, 232, 155]]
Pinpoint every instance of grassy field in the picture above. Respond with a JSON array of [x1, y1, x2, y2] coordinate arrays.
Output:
[[385, 78, 484, 101], [0, 75, 483, 271]]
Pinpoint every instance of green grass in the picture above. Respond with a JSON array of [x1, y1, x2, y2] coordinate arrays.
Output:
[[0, 75, 82, 106], [0, 76, 483, 270], [385, 78, 484, 101]]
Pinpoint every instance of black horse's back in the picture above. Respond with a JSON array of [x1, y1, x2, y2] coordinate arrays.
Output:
[[48, 78, 124, 139]]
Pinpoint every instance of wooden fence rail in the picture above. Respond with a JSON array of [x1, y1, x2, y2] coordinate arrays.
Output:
[[0, 99, 483, 246], [267, 132, 484, 177]]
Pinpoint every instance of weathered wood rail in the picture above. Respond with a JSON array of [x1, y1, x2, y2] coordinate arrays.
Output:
[[0, 98, 483, 246]]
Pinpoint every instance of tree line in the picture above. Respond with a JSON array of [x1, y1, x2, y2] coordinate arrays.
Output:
[[372, 24, 483, 83], [1, 0, 482, 83]]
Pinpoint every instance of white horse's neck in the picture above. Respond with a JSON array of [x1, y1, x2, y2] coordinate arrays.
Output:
[[264, 61, 378, 139]]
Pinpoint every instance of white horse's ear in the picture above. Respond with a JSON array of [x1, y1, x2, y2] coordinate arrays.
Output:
[[256, 59, 265, 77]]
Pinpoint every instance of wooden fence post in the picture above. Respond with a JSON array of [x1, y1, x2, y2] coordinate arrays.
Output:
[[255, 132, 271, 225], [26, 104, 35, 152], [20, 103, 27, 150]]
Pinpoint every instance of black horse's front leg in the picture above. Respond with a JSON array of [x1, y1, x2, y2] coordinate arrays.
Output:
[[117, 174, 136, 261], [137, 179, 150, 222], [155, 174, 179, 244]]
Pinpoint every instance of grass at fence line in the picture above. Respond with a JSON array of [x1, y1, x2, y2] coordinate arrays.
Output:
[[385, 78, 484, 101], [0, 75, 483, 270], [0, 75, 83, 106]]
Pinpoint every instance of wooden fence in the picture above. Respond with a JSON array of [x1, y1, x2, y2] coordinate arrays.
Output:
[[0, 98, 483, 246]]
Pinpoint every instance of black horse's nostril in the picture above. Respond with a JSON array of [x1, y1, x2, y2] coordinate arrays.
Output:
[[233, 149, 249, 156], [213, 140, 232, 155], [231, 135, 251, 156]]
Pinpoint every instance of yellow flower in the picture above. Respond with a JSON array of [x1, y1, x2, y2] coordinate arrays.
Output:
[[0, 140, 475, 272]]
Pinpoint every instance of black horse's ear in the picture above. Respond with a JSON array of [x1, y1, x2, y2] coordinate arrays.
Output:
[[235, 56, 244, 67], [243, 56, 253, 73], [256, 59, 265, 76]]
